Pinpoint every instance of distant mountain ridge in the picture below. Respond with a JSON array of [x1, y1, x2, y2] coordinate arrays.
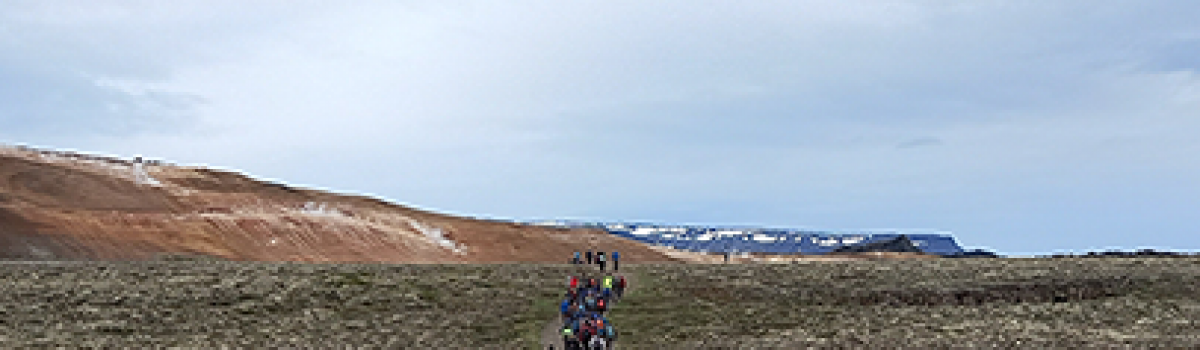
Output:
[[525, 220, 966, 255]]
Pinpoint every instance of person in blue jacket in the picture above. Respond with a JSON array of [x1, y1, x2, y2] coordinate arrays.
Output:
[[612, 251, 620, 271]]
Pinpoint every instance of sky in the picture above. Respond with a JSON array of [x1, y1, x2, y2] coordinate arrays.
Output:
[[2, 1, 1199, 255]]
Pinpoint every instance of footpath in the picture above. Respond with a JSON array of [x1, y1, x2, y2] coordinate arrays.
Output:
[[539, 262, 636, 350]]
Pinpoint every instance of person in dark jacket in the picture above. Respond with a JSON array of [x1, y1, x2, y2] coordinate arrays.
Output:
[[562, 327, 579, 350], [596, 251, 606, 271], [585, 250, 593, 264]]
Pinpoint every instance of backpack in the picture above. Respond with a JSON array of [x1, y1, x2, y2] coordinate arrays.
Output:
[[597, 299, 605, 309]]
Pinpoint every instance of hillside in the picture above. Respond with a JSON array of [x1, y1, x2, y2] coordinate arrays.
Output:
[[0, 145, 676, 263]]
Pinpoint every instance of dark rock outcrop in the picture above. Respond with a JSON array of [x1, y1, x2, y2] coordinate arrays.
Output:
[[1044, 249, 1196, 258], [944, 248, 1002, 258], [831, 235, 924, 254]]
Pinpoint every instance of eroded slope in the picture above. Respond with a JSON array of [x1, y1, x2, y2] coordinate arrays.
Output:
[[0, 146, 675, 263]]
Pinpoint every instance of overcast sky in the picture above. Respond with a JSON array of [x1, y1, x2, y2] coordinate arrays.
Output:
[[3, 1, 1199, 255]]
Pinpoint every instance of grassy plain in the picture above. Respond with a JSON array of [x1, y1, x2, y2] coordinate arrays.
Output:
[[1, 257, 1197, 348], [611, 257, 1200, 348]]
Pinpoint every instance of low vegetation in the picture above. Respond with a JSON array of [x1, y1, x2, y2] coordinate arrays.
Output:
[[0, 262, 584, 348], [611, 257, 1200, 347], [2, 257, 1197, 348]]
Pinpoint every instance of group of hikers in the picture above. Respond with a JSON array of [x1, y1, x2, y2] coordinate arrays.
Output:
[[571, 250, 619, 271], [557, 274, 627, 350]]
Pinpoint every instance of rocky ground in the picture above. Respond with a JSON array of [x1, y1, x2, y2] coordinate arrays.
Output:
[[1, 257, 1197, 348]]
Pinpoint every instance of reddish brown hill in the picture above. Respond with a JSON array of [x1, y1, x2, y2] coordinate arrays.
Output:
[[0, 145, 677, 263]]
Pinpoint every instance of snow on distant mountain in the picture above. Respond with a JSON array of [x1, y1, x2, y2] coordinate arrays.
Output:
[[522, 219, 965, 255]]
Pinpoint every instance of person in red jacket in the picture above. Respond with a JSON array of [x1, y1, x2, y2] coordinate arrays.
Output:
[[615, 275, 627, 299], [579, 321, 594, 345]]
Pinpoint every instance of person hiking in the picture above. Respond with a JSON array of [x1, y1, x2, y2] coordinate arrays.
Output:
[[573, 303, 586, 320], [588, 334, 607, 350], [605, 322, 617, 345], [595, 318, 607, 339], [585, 250, 593, 264], [569, 276, 578, 289], [562, 327, 578, 350], [611, 251, 620, 271], [615, 275, 626, 299], [579, 321, 594, 346], [596, 251, 606, 271], [561, 299, 572, 322]]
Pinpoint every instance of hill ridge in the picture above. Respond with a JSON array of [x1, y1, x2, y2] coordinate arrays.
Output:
[[0, 144, 675, 263]]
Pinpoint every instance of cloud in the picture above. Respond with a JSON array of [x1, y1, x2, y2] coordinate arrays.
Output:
[[2, 0, 1200, 253], [0, 64, 204, 140], [0, 0, 319, 142]]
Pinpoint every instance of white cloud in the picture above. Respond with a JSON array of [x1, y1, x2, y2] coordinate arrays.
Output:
[[2, 0, 1199, 253]]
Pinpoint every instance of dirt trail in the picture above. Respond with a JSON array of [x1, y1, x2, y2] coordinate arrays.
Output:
[[539, 265, 640, 350]]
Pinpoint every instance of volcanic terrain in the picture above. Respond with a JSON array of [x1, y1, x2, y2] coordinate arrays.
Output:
[[0, 145, 675, 263]]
